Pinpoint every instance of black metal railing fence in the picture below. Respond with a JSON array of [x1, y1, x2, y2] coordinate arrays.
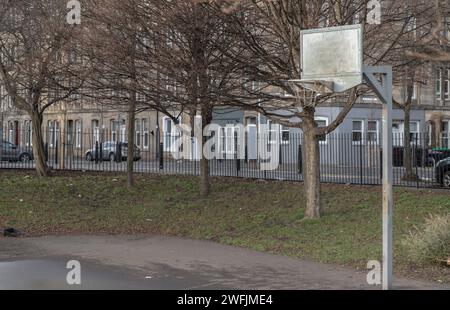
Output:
[[1, 129, 449, 189]]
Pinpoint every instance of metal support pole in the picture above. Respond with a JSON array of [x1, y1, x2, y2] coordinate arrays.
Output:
[[381, 71, 393, 290], [364, 66, 393, 290]]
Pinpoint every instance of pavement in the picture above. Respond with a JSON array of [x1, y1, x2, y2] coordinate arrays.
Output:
[[0, 235, 448, 290]]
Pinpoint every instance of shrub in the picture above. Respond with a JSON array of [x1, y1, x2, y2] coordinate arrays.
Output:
[[403, 214, 450, 265]]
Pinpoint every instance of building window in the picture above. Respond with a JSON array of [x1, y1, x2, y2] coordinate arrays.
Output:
[[315, 117, 328, 144], [410, 121, 420, 143], [220, 125, 238, 156], [436, 69, 449, 100], [392, 120, 403, 146], [48, 121, 55, 147], [367, 120, 379, 144], [446, 70, 450, 100], [247, 117, 257, 126], [8, 121, 14, 144], [443, 121, 450, 148], [281, 125, 290, 144], [163, 117, 180, 151], [135, 119, 141, 147], [92, 120, 100, 144], [47, 120, 59, 147], [120, 121, 126, 143], [392, 120, 420, 146], [445, 17, 450, 41], [352, 120, 364, 144], [75, 120, 82, 148], [111, 120, 119, 142], [437, 69, 442, 99], [142, 118, 149, 150], [24, 120, 32, 147]]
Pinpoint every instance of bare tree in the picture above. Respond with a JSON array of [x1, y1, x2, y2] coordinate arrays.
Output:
[[130, 0, 246, 196], [0, 0, 87, 176], [81, 0, 144, 188], [406, 0, 450, 61], [221, 0, 424, 219], [390, 1, 436, 181]]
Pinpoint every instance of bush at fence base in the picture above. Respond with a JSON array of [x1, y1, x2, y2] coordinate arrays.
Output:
[[402, 214, 450, 265]]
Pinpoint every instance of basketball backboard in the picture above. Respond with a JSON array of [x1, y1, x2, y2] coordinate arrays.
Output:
[[300, 24, 363, 93]]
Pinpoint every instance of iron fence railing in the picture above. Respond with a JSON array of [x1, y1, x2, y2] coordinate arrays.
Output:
[[1, 129, 449, 189]]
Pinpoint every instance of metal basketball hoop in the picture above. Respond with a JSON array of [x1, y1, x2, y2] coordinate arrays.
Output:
[[287, 79, 334, 107], [294, 24, 394, 290]]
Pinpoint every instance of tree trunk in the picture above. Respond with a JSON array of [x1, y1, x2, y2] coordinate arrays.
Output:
[[127, 100, 136, 189], [200, 106, 212, 197], [302, 112, 321, 219], [30, 112, 49, 177]]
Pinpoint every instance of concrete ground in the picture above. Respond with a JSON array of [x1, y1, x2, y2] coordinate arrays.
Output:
[[0, 235, 448, 290]]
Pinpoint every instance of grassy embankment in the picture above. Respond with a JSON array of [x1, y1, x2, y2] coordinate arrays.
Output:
[[0, 170, 449, 282]]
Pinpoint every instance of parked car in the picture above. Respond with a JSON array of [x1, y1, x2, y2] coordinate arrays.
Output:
[[427, 148, 450, 167], [0, 141, 33, 162], [85, 141, 141, 162], [436, 157, 450, 188]]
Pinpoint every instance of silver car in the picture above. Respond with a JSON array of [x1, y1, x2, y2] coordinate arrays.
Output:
[[0, 141, 33, 162], [85, 141, 141, 162]]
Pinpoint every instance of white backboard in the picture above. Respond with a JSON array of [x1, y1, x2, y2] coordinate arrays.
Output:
[[300, 24, 363, 93]]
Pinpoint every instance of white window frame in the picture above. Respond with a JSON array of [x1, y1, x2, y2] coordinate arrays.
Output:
[[446, 69, 450, 100], [92, 119, 100, 144], [111, 120, 120, 143], [24, 120, 33, 147], [410, 121, 420, 144], [48, 120, 55, 147], [445, 17, 450, 41], [8, 121, 14, 144], [392, 120, 403, 147], [281, 125, 290, 145], [120, 123, 126, 143], [75, 120, 82, 148], [392, 120, 420, 146], [442, 120, 450, 148], [437, 69, 442, 99], [352, 120, 365, 145], [219, 125, 239, 158], [315, 117, 329, 145], [142, 118, 149, 150], [367, 120, 379, 145], [163, 116, 181, 152], [135, 118, 141, 148]]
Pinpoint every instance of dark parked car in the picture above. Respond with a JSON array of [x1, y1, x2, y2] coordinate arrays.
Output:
[[427, 148, 450, 167], [436, 157, 450, 188], [0, 141, 33, 162], [85, 141, 141, 162]]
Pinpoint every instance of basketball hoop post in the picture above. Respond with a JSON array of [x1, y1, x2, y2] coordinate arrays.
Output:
[[299, 25, 394, 290], [363, 66, 393, 291]]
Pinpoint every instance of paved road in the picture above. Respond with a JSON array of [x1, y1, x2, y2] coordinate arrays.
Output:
[[0, 235, 448, 290]]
